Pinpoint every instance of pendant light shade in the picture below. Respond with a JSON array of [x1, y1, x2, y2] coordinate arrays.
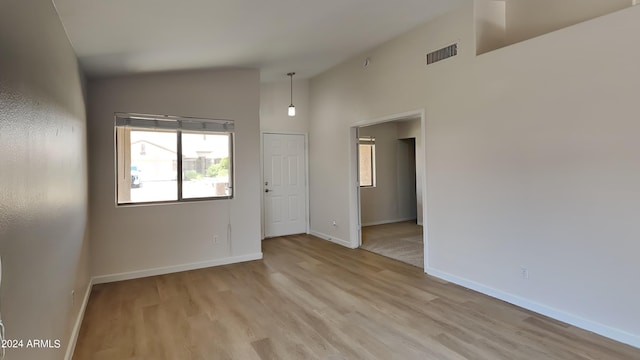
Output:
[[287, 72, 296, 117]]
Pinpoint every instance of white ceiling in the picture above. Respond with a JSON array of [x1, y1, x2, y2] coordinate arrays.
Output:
[[52, 0, 464, 81]]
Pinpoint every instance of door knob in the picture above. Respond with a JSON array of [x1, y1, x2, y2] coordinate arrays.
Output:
[[265, 189, 270, 193]]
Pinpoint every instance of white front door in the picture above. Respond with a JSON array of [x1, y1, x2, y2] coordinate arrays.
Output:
[[263, 133, 307, 237]]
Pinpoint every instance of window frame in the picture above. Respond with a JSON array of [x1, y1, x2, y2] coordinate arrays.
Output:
[[114, 113, 235, 206], [358, 136, 376, 188]]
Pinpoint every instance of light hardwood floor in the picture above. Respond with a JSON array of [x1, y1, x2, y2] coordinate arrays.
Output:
[[73, 234, 640, 359]]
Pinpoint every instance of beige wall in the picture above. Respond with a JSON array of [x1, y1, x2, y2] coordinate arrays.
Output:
[[475, 0, 506, 55], [310, 2, 640, 346], [359, 120, 421, 226], [359, 122, 401, 225], [476, 0, 632, 53], [260, 79, 310, 134], [0, 1, 90, 359], [88, 69, 262, 279], [506, 0, 631, 44]]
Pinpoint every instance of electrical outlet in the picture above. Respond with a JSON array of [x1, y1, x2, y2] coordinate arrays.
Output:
[[520, 267, 529, 280], [213, 235, 219, 244], [332, 220, 337, 227]]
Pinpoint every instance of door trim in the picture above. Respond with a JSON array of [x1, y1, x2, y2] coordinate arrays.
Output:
[[260, 132, 310, 239], [348, 109, 428, 269]]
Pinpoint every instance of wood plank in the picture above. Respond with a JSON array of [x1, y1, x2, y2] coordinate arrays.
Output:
[[73, 234, 640, 360]]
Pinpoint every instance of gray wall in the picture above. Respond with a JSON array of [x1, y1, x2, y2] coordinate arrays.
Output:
[[0, 0, 90, 359], [88, 69, 262, 279]]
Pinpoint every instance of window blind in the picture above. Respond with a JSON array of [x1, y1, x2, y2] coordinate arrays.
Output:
[[115, 113, 234, 132]]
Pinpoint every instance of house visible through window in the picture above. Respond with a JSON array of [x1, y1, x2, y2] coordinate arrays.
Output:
[[359, 136, 376, 187], [115, 113, 234, 205]]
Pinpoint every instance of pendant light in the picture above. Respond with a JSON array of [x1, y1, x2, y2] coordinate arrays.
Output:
[[287, 72, 296, 117]]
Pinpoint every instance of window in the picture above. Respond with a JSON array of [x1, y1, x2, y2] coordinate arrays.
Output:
[[359, 136, 376, 187], [115, 113, 234, 205]]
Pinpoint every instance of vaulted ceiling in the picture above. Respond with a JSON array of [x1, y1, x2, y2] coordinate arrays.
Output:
[[53, 0, 465, 81]]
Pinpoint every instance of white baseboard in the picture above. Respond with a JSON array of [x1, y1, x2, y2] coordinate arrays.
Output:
[[426, 267, 640, 350], [361, 217, 417, 227], [309, 230, 357, 249], [92, 253, 263, 284], [64, 278, 93, 360]]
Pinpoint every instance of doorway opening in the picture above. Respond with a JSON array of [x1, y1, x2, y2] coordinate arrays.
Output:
[[349, 110, 426, 269]]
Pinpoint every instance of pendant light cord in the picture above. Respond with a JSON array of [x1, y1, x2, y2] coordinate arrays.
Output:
[[287, 72, 295, 106]]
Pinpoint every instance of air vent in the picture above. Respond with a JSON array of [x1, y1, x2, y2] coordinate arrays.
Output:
[[426, 43, 458, 65]]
